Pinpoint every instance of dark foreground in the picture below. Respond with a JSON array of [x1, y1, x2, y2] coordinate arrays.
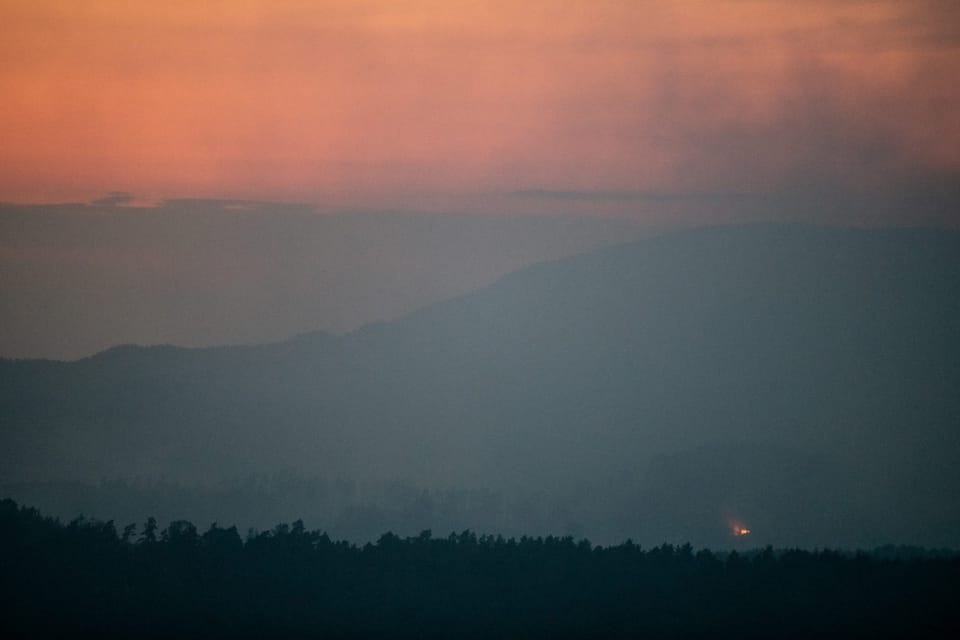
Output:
[[1, 499, 957, 638]]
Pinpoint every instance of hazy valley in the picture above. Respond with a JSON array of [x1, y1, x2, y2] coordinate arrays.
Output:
[[3, 223, 958, 548]]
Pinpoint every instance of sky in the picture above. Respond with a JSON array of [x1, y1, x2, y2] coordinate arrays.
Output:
[[1, 0, 958, 215], [0, 205, 647, 359], [1, 0, 959, 359]]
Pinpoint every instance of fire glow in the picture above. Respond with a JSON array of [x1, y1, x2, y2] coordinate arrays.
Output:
[[734, 526, 751, 537]]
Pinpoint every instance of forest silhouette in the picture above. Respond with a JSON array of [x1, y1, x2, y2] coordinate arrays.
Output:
[[2, 499, 957, 638]]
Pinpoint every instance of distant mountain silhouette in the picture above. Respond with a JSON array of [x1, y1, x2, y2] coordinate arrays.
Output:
[[2, 224, 959, 547]]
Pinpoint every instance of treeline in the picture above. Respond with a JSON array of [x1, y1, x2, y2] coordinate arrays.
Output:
[[0, 476, 573, 544], [1, 499, 957, 638]]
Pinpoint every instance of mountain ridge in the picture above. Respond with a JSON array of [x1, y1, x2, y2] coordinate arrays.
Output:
[[2, 222, 959, 546]]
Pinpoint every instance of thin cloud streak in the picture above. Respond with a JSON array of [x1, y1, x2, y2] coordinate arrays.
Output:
[[512, 190, 758, 202]]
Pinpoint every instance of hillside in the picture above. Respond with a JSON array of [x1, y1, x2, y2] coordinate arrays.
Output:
[[2, 224, 959, 546]]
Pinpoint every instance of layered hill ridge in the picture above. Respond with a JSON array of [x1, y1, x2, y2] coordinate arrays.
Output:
[[2, 224, 959, 546]]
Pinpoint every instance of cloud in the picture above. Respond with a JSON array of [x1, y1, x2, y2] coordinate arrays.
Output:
[[512, 190, 756, 202], [90, 191, 134, 207]]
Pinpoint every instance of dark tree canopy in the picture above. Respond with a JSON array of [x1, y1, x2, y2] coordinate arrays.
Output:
[[1, 499, 957, 638]]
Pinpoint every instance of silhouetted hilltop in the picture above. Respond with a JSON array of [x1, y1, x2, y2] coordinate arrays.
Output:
[[2, 224, 959, 547]]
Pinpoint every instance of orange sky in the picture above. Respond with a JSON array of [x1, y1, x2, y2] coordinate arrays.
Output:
[[1, 0, 958, 211]]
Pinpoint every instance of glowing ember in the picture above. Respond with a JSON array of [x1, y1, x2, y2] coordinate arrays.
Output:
[[726, 516, 752, 537]]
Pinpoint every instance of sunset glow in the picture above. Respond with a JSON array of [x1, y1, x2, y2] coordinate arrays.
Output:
[[1, 0, 957, 211]]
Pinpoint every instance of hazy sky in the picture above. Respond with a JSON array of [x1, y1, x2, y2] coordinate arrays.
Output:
[[0, 203, 652, 359], [2, 1, 959, 359], [1, 0, 957, 215]]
